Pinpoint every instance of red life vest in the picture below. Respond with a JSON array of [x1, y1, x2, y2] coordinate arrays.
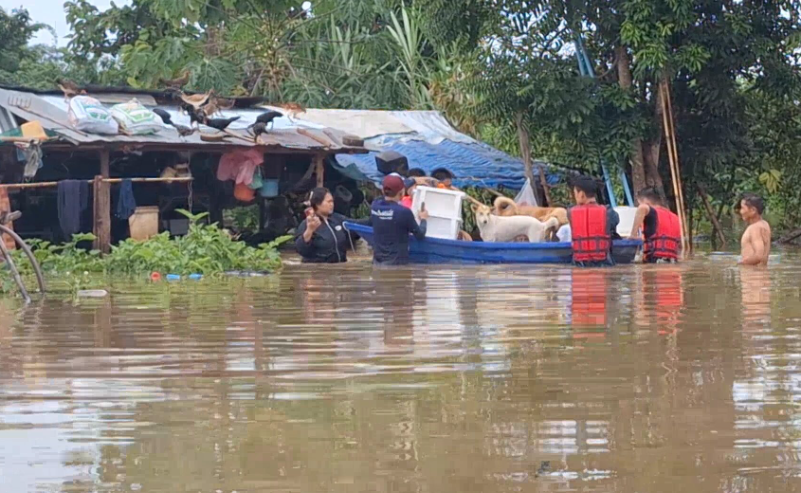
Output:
[[570, 204, 610, 263], [644, 206, 681, 261], [571, 270, 608, 334]]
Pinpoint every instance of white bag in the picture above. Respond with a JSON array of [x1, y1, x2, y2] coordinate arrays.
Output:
[[514, 177, 540, 207], [68, 96, 119, 135], [110, 99, 163, 135]]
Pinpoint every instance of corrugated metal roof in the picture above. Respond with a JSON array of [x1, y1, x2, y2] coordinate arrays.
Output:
[[264, 107, 473, 144], [0, 88, 365, 153]]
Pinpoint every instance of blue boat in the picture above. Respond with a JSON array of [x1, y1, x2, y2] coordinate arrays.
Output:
[[344, 222, 642, 265]]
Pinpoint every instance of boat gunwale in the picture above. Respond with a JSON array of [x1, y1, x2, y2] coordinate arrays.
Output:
[[343, 222, 643, 250]]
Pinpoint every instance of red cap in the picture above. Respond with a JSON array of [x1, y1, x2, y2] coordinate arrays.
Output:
[[382, 175, 405, 196]]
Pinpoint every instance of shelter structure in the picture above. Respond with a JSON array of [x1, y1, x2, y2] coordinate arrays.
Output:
[[0, 86, 366, 252], [274, 108, 559, 193]]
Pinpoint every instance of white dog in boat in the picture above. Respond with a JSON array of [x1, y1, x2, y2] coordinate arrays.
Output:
[[472, 203, 560, 243]]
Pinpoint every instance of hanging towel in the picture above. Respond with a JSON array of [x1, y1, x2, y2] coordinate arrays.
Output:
[[14, 142, 44, 180], [57, 180, 89, 239], [115, 179, 137, 220], [217, 149, 264, 185]]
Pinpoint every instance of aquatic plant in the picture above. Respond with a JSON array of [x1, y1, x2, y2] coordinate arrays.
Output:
[[1, 210, 290, 293], [106, 210, 290, 275]]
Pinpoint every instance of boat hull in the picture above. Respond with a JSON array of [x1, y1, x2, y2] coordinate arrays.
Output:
[[344, 222, 642, 265]]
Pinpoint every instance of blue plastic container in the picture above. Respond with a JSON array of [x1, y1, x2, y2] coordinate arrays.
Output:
[[260, 179, 279, 198]]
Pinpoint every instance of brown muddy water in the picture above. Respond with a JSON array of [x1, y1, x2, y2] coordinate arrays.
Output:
[[2, 253, 801, 492]]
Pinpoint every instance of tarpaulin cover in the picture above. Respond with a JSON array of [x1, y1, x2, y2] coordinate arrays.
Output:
[[334, 138, 559, 190]]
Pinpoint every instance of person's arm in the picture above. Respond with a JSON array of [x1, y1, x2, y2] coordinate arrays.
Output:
[[628, 204, 650, 239], [294, 220, 316, 257], [608, 208, 621, 240], [740, 229, 767, 266], [407, 209, 427, 240]]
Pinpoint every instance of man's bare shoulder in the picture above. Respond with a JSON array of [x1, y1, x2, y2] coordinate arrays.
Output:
[[744, 220, 771, 236], [748, 220, 772, 240]]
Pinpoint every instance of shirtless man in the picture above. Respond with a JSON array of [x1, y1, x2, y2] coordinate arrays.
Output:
[[739, 194, 771, 266]]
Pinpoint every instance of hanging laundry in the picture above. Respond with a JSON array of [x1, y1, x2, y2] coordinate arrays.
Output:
[[14, 141, 44, 180], [248, 167, 264, 191], [115, 179, 137, 220], [57, 180, 90, 239], [217, 149, 264, 186]]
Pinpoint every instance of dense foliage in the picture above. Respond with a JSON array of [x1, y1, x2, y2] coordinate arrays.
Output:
[[0, 211, 290, 294], [3, 1, 801, 240]]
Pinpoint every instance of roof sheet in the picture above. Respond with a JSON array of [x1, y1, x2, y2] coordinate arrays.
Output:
[[0, 88, 365, 153]]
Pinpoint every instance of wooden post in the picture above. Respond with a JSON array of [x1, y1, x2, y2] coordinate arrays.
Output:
[[93, 150, 111, 254], [313, 154, 325, 188]]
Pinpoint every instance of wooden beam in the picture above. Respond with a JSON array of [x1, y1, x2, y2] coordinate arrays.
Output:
[[93, 150, 111, 254], [0, 177, 193, 190], [314, 154, 325, 188], [298, 128, 334, 148]]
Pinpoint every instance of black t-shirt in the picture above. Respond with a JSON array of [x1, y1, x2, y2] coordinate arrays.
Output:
[[367, 199, 427, 265]]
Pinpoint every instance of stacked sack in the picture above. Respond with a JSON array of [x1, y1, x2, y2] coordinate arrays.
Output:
[[68, 97, 163, 136]]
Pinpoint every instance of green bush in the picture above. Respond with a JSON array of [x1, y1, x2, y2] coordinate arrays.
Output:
[[1, 210, 290, 291]]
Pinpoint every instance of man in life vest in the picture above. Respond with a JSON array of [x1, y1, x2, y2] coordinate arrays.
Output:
[[568, 176, 620, 266], [628, 188, 682, 263]]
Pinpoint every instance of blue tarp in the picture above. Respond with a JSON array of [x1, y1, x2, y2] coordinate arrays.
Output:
[[333, 138, 559, 190]]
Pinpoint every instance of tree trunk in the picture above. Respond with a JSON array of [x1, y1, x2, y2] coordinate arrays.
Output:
[[697, 183, 727, 248], [616, 46, 646, 197]]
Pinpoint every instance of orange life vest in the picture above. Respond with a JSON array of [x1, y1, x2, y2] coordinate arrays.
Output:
[[570, 204, 610, 263], [644, 206, 681, 261]]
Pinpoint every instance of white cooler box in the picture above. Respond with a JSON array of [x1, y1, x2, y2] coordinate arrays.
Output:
[[411, 186, 465, 240], [614, 206, 638, 237]]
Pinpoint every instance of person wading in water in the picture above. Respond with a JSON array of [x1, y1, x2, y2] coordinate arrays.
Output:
[[738, 193, 771, 267], [628, 187, 682, 263]]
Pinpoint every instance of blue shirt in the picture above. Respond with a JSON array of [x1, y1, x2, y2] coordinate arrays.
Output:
[[365, 199, 427, 265]]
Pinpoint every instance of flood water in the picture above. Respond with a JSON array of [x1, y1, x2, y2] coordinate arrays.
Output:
[[2, 254, 801, 492]]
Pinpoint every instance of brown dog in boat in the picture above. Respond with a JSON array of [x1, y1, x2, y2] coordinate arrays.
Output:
[[493, 197, 568, 226]]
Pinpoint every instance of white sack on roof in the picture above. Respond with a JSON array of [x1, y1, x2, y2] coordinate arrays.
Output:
[[110, 99, 163, 135], [68, 96, 118, 135]]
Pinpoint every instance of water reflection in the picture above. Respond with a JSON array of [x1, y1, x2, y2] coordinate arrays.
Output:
[[1, 258, 801, 492]]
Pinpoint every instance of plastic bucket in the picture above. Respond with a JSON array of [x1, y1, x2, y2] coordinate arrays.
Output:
[[260, 179, 279, 198]]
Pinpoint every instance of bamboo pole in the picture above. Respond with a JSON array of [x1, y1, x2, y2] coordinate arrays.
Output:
[[0, 177, 193, 190], [659, 80, 690, 258]]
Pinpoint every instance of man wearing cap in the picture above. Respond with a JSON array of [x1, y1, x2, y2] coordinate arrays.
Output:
[[363, 174, 429, 265]]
